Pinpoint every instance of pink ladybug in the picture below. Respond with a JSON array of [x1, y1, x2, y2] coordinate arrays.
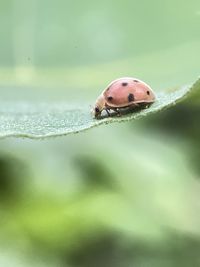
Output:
[[93, 77, 156, 118]]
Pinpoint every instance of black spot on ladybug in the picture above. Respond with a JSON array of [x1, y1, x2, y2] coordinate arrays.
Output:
[[128, 93, 134, 102], [122, 82, 128, 86], [147, 90, 150, 95], [133, 79, 139, 82], [107, 96, 113, 101]]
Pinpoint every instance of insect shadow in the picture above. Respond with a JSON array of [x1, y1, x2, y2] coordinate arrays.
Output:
[[96, 103, 152, 120]]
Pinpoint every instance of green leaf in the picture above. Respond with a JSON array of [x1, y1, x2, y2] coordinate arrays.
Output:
[[0, 77, 199, 139]]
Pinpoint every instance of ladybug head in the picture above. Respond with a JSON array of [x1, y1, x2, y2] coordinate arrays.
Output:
[[93, 105, 103, 118], [94, 106, 100, 116], [93, 94, 105, 118]]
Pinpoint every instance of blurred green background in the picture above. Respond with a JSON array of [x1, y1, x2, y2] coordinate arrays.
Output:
[[0, 0, 200, 266]]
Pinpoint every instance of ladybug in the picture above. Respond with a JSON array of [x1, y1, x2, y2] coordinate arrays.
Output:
[[93, 77, 156, 118]]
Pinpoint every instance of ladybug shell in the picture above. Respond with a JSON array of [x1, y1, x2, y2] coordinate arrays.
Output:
[[103, 77, 155, 108]]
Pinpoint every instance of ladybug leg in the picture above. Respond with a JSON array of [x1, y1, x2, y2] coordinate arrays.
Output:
[[115, 108, 122, 117], [145, 103, 151, 109], [105, 108, 111, 117], [129, 103, 139, 110], [133, 103, 139, 107]]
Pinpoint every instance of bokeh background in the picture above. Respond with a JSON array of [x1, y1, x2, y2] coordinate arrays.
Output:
[[0, 0, 200, 266]]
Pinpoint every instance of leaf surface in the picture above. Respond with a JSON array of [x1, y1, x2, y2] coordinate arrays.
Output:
[[0, 77, 199, 139]]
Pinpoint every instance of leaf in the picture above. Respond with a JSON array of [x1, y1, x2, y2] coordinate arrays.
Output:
[[0, 77, 199, 139]]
